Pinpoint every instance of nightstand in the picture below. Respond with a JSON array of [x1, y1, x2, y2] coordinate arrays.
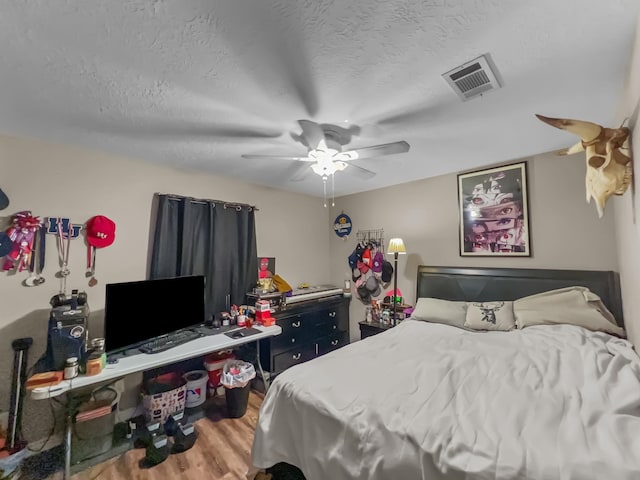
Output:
[[359, 320, 394, 340]]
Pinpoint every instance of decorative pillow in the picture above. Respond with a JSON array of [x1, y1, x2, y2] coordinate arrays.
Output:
[[464, 301, 516, 331], [410, 297, 468, 329], [513, 286, 625, 337]]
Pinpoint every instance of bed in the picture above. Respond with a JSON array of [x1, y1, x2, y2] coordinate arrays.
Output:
[[252, 266, 640, 480]]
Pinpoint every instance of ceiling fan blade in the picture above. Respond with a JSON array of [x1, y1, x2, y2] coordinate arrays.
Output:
[[288, 162, 313, 182], [344, 163, 376, 180], [241, 154, 314, 162], [339, 141, 410, 161], [298, 120, 326, 149]]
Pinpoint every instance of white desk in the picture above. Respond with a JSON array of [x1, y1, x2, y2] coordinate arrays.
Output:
[[31, 325, 281, 399], [30, 324, 281, 479]]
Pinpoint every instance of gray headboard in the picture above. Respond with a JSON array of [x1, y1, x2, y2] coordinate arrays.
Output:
[[416, 265, 624, 327]]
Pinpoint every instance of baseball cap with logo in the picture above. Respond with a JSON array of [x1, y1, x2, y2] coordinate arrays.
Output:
[[86, 215, 116, 248], [362, 247, 372, 265], [372, 251, 384, 273], [348, 249, 359, 269]]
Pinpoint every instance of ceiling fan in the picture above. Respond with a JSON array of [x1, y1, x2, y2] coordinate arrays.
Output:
[[241, 120, 411, 182]]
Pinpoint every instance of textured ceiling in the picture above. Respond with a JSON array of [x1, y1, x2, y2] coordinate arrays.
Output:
[[1, 0, 639, 198]]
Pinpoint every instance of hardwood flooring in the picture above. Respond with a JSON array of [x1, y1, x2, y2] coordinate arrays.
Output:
[[65, 390, 265, 480]]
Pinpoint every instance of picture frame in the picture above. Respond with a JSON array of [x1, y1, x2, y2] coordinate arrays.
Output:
[[457, 162, 531, 257]]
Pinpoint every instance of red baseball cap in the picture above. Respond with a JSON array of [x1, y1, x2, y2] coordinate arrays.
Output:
[[86, 215, 116, 248]]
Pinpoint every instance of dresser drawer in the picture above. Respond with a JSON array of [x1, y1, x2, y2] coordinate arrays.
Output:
[[271, 330, 307, 355], [273, 345, 315, 374], [317, 332, 348, 356], [315, 317, 342, 337], [272, 314, 310, 354], [277, 314, 305, 333]]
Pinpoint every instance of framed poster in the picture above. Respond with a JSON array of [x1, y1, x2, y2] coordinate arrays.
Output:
[[457, 162, 530, 257]]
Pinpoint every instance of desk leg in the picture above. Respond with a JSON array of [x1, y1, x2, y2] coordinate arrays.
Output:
[[256, 340, 270, 392], [64, 412, 72, 480]]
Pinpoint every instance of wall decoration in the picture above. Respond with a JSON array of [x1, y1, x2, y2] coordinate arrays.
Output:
[[257, 257, 275, 291], [333, 213, 352, 239], [46, 217, 82, 238], [458, 162, 530, 257], [535, 114, 633, 218]]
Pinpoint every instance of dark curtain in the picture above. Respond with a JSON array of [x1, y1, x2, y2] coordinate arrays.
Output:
[[149, 194, 258, 321]]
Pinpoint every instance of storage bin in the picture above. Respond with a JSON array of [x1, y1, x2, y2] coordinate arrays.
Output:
[[204, 350, 235, 394], [183, 370, 208, 408], [142, 372, 187, 424]]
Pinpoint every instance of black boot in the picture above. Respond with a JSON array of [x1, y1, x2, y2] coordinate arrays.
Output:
[[139, 434, 171, 468], [171, 423, 198, 454], [163, 415, 179, 437]]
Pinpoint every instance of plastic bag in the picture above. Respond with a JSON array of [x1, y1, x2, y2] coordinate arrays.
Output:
[[221, 360, 256, 388], [0, 447, 31, 480]]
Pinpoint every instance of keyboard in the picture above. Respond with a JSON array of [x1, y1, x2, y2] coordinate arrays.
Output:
[[138, 329, 202, 354]]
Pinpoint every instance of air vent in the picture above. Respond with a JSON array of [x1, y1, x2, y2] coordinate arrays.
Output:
[[442, 54, 502, 101]]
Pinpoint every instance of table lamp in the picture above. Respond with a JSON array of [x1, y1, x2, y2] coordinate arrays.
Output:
[[387, 238, 406, 326]]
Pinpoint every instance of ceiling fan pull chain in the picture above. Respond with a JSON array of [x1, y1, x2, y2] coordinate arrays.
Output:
[[323, 175, 327, 208], [331, 174, 335, 207]]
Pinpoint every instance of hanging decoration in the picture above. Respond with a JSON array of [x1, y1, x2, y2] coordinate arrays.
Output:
[[2, 211, 41, 272], [23, 225, 46, 286], [333, 213, 352, 239], [46, 217, 82, 238], [535, 114, 633, 218]]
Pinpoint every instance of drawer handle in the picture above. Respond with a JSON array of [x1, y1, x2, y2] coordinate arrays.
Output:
[[293, 353, 301, 360], [332, 325, 337, 330], [292, 321, 301, 328], [331, 339, 339, 346], [291, 338, 296, 343], [329, 311, 336, 318]]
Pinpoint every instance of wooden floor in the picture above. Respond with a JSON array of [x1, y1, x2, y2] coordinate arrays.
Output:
[[63, 391, 264, 480]]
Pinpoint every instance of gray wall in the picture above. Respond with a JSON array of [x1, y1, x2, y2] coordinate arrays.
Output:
[[614, 16, 640, 349], [330, 151, 619, 342]]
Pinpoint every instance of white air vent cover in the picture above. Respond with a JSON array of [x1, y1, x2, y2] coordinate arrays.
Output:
[[443, 54, 502, 101]]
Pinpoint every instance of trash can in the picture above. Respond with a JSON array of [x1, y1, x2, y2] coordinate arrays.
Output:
[[221, 360, 256, 418], [71, 386, 118, 464], [225, 383, 251, 418]]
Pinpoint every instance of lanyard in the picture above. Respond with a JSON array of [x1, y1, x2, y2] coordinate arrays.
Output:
[[57, 218, 72, 292]]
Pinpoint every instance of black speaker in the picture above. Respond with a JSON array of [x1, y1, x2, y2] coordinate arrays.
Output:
[[48, 304, 89, 370]]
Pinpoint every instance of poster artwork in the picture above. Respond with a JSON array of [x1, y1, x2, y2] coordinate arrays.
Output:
[[458, 162, 530, 257]]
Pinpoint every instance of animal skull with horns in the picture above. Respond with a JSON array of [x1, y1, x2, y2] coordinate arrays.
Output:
[[535, 114, 633, 218]]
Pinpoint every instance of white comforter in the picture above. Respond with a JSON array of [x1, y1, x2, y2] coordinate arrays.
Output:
[[252, 320, 640, 480]]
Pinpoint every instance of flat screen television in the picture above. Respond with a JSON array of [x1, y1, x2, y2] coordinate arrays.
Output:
[[104, 275, 205, 353]]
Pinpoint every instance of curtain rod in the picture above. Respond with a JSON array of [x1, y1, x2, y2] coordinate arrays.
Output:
[[158, 193, 259, 211]]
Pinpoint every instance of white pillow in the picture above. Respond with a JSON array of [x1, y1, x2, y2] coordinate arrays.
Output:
[[513, 286, 625, 337], [464, 301, 515, 331], [411, 297, 468, 329]]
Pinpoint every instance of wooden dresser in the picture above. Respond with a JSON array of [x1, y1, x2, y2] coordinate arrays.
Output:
[[258, 295, 350, 378]]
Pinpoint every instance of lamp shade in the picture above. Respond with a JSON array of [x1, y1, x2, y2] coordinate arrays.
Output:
[[387, 238, 406, 254]]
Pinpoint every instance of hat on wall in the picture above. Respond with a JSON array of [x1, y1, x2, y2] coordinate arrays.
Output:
[[357, 260, 370, 274], [362, 248, 372, 265], [352, 267, 362, 282], [86, 215, 116, 248], [365, 275, 381, 297], [381, 260, 394, 283], [0, 232, 13, 257], [372, 251, 384, 273], [0, 188, 8, 211], [348, 249, 359, 269]]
